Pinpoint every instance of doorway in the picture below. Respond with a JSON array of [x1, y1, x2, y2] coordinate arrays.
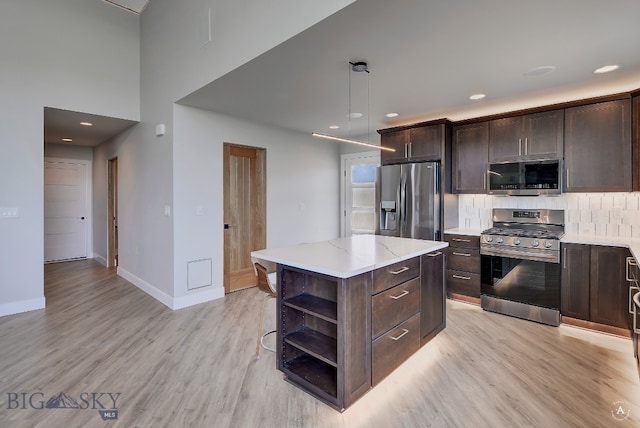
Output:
[[223, 143, 266, 293], [108, 157, 118, 267]]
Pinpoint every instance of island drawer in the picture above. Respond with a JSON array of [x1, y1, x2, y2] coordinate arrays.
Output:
[[373, 256, 420, 295], [372, 277, 420, 339], [446, 269, 480, 297], [446, 247, 480, 273], [372, 313, 420, 385], [444, 234, 480, 249]]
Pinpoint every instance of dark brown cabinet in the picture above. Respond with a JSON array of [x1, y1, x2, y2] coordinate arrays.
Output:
[[452, 122, 489, 193], [564, 99, 632, 192], [379, 122, 447, 165], [444, 234, 481, 302], [560, 243, 629, 329], [420, 251, 445, 344], [488, 110, 563, 163], [633, 94, 640, 191]]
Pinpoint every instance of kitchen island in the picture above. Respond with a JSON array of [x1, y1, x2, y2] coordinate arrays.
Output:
[[251, 235, 448, 411]]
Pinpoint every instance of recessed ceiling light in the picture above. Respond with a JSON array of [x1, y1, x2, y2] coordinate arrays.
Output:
[[469, 93, 486, 100], [594, 64, 620, 74], [62, 138, 73, 142], [385, 113, 399, 118], [346, 112, 363, 119], [329, 125, 340, 129], [524, 65, 556, 77], [80, 121, 93, 126]]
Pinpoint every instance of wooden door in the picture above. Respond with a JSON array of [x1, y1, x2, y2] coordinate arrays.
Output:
[[380, 130, 408, 165], [408, 125, 442, 161], [452, 122, 488, 193], [560, 243, 590, 321], [44, 160, 89, 262], [590, 245, 628, 328], [523, 110, 564, 160], [488, 116, 522, 162], [223, 144, 266, 293], [108, 157, 118, 267]]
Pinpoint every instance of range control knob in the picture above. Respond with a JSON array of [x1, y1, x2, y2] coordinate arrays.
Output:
[[497, 237, 504, 244], [544, 241, 553, 248], [486, 236, 493, 243], [514, 239, 521, 245], [532, 240, 540, 247]]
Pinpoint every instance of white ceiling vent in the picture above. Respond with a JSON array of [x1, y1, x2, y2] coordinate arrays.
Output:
[[103, 0, 150, 15]]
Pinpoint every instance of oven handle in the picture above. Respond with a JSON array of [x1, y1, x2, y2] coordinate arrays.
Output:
[[480, 247, 560, 263]]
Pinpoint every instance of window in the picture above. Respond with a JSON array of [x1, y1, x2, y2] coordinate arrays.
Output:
[[341, 152, 380, 236]]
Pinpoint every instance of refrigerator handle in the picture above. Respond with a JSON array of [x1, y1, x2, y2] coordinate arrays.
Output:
[[398, 175, 406, 232]]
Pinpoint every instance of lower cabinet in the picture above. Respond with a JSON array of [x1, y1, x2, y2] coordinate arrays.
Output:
[[561, 243, 630, 329], [444, 234, 481, 301], [278, 252, 445, 410]]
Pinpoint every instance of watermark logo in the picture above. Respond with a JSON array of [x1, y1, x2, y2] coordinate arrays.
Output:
[[6, 391, 120, 420], [610, 400, 631, 422]]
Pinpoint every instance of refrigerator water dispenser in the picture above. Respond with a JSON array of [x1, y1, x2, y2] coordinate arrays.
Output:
[[380, 200, 397, 231]]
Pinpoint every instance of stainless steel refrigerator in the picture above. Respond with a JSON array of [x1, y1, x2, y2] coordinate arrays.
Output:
[[375, 162, 441, 240]]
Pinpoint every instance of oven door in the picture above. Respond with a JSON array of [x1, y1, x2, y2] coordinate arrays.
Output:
[[481, 254, 560, 310]]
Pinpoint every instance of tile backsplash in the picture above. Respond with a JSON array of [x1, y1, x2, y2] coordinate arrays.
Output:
[[458, 193, 640, 238]]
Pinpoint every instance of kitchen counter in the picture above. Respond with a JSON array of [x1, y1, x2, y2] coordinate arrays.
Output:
[[444, 228, 482, 236], [561, 234, 640, 261], [251, 234, 448, 279]]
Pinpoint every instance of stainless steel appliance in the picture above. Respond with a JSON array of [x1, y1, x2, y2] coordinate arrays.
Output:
[[375, 162, 440, 240], [627, 256, 639, 361], [488, 159, 562, 196], [480, 209, 565, 326]]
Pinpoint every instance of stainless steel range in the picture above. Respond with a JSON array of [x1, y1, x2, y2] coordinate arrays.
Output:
[[480, 209, 565, 326]]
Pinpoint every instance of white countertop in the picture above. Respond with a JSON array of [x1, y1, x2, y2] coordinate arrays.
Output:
[[251, 235, 448, 279], [562, 234, 640, 261], [444, 228, 483, 236]]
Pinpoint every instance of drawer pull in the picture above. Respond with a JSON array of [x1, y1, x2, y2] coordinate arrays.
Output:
[[389, 266, 410, 275], [626, 257, 637, 281], [390, 290, 410, 300], [452, 238, 471, 243], [427, 251, 442, 257], [389, 328, 409, 341], [630, 285, 640, 314], [452, 252, 471, 257], [452, 274, 471, 281]]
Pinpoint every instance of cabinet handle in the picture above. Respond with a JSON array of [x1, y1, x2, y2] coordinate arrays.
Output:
[[565, 168, 570, 189], [524, 137, 528, 155], [389, 328, 409, 341], [408, 142, 413, 158], [427, 251, 442, 257], [563, 247, 567, 269], [452, 238, 471, 243], [452, 252, 471, 257], [518, 138, 522, 156], [483, 172, 487, 190], [452, 274, 471, 280], [626, 257, 637, 281], [629, 285, 640, 314], [389, 266, 410, 275], [390, 290, 410, 300]]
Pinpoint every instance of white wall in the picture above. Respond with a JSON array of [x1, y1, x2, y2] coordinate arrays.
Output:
[[44, 143, 93, 161], [172, 106, 341, 302], [0, 0, 139, 316]]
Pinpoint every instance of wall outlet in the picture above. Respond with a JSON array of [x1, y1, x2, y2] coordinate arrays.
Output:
[[0, 207, 19, 218]]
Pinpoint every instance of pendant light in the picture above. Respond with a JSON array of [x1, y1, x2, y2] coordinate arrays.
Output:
[[313, 61, 395, 152]]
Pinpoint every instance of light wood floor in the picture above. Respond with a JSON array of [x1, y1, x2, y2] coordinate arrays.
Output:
[[0, 259, 638, 427]]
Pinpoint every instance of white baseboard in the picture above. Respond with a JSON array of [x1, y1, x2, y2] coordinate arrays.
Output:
[[93, 254, 108, 267], [116, 267, 224, 310], [0, 297, 46, 317], [117, 267, 174, 309]]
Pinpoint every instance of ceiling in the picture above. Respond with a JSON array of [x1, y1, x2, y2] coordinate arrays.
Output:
[[44, 108, 137, 147], [179, 0, 640, 142], [103, 0, 150, 14]]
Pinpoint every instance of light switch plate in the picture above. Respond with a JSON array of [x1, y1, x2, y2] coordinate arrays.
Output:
[[0, 207, 18, 218]]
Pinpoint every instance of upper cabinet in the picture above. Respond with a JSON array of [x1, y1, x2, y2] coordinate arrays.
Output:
[[452, 122, 488, 193], [488, 110, 564, 163], [379, 121, 447, 165], [564, 99, 632, 193]]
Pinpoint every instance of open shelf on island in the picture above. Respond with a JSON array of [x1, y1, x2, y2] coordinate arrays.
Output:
[[284, 328, 337, 367], [283, 354, 337, 399], [283, 294, 338, 324]]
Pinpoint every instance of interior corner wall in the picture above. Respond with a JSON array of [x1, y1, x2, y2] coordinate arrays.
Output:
[[172, 105, 341, 301], [0, 0, 139, 317]]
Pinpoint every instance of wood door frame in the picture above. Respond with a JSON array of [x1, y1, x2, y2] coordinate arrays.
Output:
[[223, 143, 266, 294], [44, 157, 93, 263], [108, 157, 118, 268]]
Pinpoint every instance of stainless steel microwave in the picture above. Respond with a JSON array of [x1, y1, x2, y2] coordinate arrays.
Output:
[[487, 159, 562, 196]]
